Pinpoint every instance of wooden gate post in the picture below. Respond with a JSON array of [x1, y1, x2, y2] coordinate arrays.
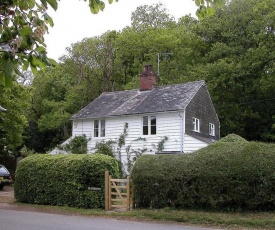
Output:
[[108, 174, 112, 209], [127, 175, 130, 211], [105, 171, 109, 211]]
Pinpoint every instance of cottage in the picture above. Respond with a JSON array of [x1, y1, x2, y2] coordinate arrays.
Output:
[[52, 65, 220, 170]]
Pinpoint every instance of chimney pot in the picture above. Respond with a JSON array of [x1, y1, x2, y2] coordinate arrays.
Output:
[[143, 65, 148, 72]]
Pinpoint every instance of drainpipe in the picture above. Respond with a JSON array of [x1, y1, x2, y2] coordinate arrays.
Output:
[[178, 111, 185, 153]]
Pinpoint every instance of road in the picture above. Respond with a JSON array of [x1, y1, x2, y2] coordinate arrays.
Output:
[[0, 209, 221, 230]]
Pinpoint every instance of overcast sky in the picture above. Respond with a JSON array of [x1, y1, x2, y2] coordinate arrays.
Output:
[[44, 0, 197, 61]]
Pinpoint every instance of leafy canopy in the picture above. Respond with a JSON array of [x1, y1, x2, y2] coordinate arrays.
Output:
[[0, 0, 118, 87]]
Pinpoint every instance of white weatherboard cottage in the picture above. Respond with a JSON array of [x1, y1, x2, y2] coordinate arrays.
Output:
[[52, 65, 220, 171]]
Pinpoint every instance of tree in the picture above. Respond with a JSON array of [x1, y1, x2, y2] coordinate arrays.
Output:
[[0, 82, 29, 156], [26, 64, 86, 152], [192, 0, 275, 141], [195, 0, 227, 19], [115, 10, 202, 87], [0, 0, 118, 87], [131, 3, 176, 31], [62, 31, 119, 92]]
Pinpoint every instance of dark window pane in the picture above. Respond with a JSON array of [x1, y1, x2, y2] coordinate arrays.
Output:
[[101, 120, 105, 137], [143, 116, 149, 135], [151, 116, 156, 135], [143, 126, 148, 135], [151, 126, 156, 135], [151, 116, 156, 126], [94, 120, 99, 137], [94, 120, 99, 129]]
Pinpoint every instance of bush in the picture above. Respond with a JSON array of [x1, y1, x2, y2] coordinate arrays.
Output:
[[219, 133, 248, 143], [131, 139, 275, 211], [14, 154, 119, 208], [64, 135, 90, 154], [95, 140, 116, 157]]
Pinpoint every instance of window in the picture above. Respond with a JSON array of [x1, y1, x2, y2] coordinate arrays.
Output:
[[151, 116, 156, 135], [94, 120, 99, 137], [143, 116, 148, 135], [209, 123, 215, 136], [94, 120, 105, 137], [100, 120, 105, 137], [192, 117, 200, 132], [143, 116, 157, 135]]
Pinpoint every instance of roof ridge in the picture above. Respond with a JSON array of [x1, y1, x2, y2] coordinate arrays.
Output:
[[100, 80, 205, 95], [154, 80, 205, 89]]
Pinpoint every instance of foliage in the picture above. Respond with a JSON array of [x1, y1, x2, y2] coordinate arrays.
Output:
[[94, 140, 116, 157], [117, 122, 128, 162], [192, 0, 275, 141], [125, 144, 147, 174], [0, 0, 118, 87], [20, 145, 36, 157], [0, 0, 57, 86], [195, 0, 227, 19], [62, 31, 119, 92], [0, 82, 29, 156], [131, 3, 176, 31], [219, 134, 248, 143], [64, 135, 90, 154], [132, 139, 275, 211], [156, 136, 168, 152], [23, 0, 275, 155], [14, 154, 120, 208]]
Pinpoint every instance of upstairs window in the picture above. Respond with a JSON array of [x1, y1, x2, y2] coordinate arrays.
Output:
[[143, 116, 157, 135], [209, 123, 215, 136], [94, 120, 105, 137], [100, 120, 105, 137], [193, 117, 200, 132]]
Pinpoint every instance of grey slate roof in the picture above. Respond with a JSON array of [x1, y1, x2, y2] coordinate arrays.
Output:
[[71, 80, 205, 120]]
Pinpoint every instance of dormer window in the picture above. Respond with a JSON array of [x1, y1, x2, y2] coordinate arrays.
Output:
[[193, 117, 200, 132], [209, 123, 215, 136]]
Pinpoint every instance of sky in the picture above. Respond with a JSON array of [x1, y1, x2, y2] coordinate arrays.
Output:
[[44, 0, 197, 61]]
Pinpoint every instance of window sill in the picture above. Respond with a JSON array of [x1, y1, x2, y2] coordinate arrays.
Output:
[[93, 136, 106, 139]]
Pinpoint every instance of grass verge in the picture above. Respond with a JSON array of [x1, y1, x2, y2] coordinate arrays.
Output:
[[8, 202, 275, 229]]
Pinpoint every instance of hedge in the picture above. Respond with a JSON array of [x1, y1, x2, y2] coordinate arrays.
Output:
[[14, 154, 119, 208], [131, 139, 275, 211]]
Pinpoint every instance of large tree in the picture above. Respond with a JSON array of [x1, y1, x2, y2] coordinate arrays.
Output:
[[0, 82, 29, 156], [0, 0, 118, 87], [192, 0, 275, 141]]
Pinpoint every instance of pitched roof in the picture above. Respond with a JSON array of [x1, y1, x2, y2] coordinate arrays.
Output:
[[71, 80, 205, 120]]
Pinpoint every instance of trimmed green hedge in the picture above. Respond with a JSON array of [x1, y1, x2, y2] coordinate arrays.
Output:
[[131, 141, 275, 211], [14, 154, 119, 208]]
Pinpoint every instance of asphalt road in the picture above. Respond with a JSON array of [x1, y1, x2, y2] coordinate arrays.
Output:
[[0, 209, 221, 230]]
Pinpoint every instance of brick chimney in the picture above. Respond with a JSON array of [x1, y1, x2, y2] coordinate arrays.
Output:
[[139, 64, 157, 91]]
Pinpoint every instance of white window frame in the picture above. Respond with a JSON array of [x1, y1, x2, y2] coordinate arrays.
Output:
[[94, 119, 105, 138], [192, 117, 200, 132], [209, 123, 215, 136], [142, 115, 157, 136]]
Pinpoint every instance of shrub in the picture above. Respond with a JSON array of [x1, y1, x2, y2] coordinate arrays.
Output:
[[95, 140, 116, 157], [14, 154, 119, 208], [219, 133, 248, 143], [131, 139, 275, 211], [64, 135, 90, 154]]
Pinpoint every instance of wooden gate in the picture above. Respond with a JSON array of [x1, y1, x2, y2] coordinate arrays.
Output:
[[105, 171, 131, 211]]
